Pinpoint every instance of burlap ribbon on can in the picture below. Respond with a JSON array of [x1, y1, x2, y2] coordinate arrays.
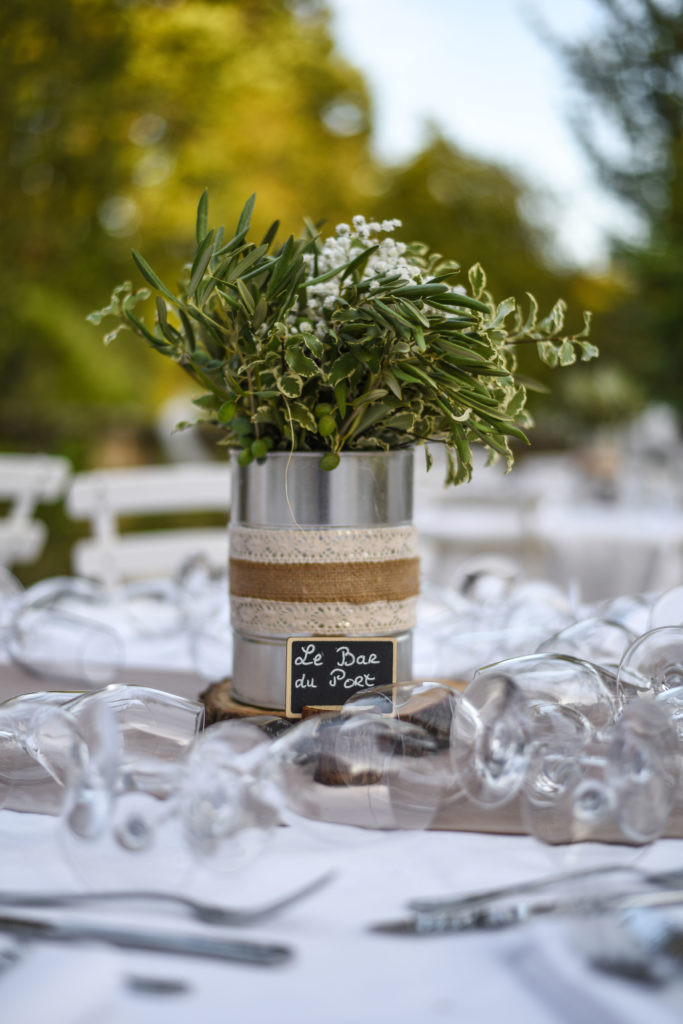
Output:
[[229, 524, 420, 637]]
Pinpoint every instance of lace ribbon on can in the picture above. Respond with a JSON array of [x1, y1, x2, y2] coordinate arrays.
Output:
[[229, 524, 419, 636]]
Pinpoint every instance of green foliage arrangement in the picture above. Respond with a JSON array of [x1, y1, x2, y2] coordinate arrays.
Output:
[[89, 192, 598, 485]]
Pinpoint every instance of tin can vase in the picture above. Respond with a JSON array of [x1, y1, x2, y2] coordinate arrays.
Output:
[[229, 449, 418, 710]]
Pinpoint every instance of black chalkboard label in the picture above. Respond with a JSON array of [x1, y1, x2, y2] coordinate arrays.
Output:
[[285, 636, 397, 717]]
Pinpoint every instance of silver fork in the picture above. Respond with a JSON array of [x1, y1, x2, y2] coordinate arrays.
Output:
[[0, 869, 335, 927]]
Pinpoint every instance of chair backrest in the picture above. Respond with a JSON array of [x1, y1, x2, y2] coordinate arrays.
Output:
[[0, 452, 72, 567], [66, 462, 231, 587]]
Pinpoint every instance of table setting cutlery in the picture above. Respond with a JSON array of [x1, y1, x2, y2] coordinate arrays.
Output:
[[408, 862, 683, 917], [572, 906, 683, 986], [370, 872, 683, 936], [0, 869, 335, 927], [0, 911, 292, 965]]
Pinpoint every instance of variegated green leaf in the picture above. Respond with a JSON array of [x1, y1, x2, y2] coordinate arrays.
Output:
[[276, 371, 303, 398], [288, 401, 318, 432], [468, 263, 486, 298], [521, 292, 539, 334], [300, 331, 324, 358], [579, 340, 599, 361], [483, 297, 516, 331], [558, 340, 577, 366], [285, 346, 319, 377], [328, 351, 359, 387]]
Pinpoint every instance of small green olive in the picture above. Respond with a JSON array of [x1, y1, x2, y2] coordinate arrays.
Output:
[[317, 414, 336, 437], [250, 438, 268, 459], [319, 452, 340, 472], [237, 448, 254, 467], [314, 402, 333, 418], [217, 401, 237, 423], [232, 416, 253, 436]]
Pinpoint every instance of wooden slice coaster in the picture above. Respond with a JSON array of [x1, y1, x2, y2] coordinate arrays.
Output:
[[200, 678, 290, 725], [200, 677, 466, 727]]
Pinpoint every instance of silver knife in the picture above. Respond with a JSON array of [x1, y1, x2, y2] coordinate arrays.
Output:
[[371, 886, 683, 936], [0, 912, 291, 965], [408, 863, 683, 916]]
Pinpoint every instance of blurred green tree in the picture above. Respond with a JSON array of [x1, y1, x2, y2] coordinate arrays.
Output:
[[371, 132, 618, 435], [0, 0, 376, 462], [0, 0, 617, 471], [543, 0, 683, 415]]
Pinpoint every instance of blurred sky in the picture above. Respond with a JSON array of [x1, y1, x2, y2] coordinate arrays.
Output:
[[326, 0, 643, 269]]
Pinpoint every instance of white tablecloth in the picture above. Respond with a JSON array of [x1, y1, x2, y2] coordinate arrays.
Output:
[[2, 654, 683, 1024], [3, 805, 683, 1024], [2, 578, 683, 1023]]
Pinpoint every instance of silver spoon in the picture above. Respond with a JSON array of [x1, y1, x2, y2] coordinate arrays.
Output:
[[0, 869, 335, 927]]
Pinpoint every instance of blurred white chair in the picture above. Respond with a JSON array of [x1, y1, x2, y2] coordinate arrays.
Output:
[[0, 453, 71, 568], [414, 448, 549, 586], [66, 462, 230, 588]]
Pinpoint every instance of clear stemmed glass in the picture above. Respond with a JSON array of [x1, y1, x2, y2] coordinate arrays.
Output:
[[655, 685, 683, 747], [188, 605, 233, 682], [607, 698, 679, 844], [113, 578, 186, 638], [19, 575, 107, 614], [0, 698, 89, 815], [6, 605, 125, 688], [64, 684, 204, 762], [178, 720, 279, 874], [262, 709, 449, 835], [450, 672, 532, 808], [535, 616, 636, 671], [450, 653, 619, 812], [648, 584, 683, 629], [616, 625, 683, 703], [473, 653, 616, 729], [520, 697, 679, 870], [342, 680, 459, 744], [59, 686, 205, 890], [502, 579, 577, 642], [173, 554, 228, 629], [593, 592, 652, 635], [450, 554, 522, 604]]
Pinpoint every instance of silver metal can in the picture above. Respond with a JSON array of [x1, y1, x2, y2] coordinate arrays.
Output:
[[229, 450, 416, 709]]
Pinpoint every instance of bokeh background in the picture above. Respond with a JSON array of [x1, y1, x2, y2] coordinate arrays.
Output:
[[2, 0, 682, 580]]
